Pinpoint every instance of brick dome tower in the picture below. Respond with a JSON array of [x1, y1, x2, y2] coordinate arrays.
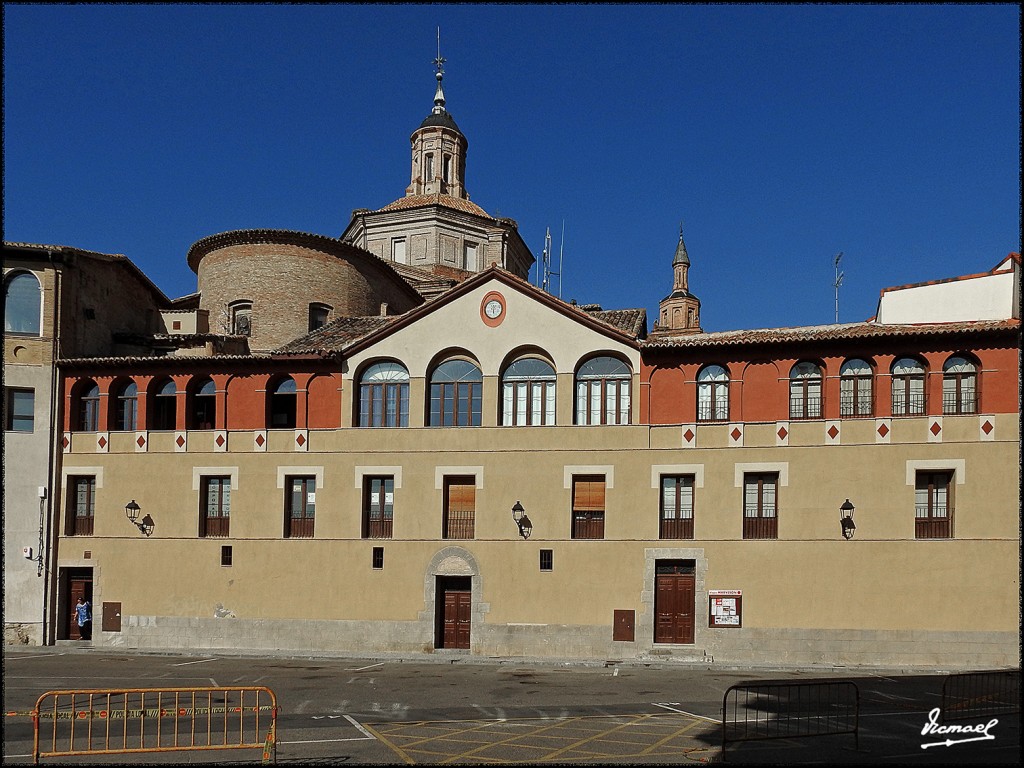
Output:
[[658, 225, 702, 333], [405, 49, 468, 199]]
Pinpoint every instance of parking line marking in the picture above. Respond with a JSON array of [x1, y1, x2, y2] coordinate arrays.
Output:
[[171, 657, 217, 666], [344, 714, 377, 739], [348, 662, 385, 672]]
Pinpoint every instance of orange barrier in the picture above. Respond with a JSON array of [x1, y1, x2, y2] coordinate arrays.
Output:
[[32, 686, 277, 764]]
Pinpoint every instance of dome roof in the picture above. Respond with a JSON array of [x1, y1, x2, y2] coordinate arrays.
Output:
[[418, 110, 462, 133]]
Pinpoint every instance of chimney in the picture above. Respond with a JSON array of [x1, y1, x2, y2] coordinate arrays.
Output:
[[380, 303, 389, 317]]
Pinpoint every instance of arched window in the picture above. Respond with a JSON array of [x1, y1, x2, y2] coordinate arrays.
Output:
[[229, 301, 252, 336], [77, 382, 100, 432], [697, 365, 729, 422], [789, 362, 822, 419], [150, 378, 177, 431], [943, 356, 977, 415], [4, 271, 42, 335], [188, 377, 217, 430], [430, 359, 482, 427], [359, 362, 409, 428], [575, 356, 631, 425], [840, 359, 873, 417], [891, 358, 925, 416], [268, 377, 297, 429], [502, 357, 556, 426], [113, 381, 138, 431]]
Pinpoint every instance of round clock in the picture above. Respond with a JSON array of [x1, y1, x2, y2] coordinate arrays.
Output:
[[480, 291, 506, 327], [484, 299, 503, 319]]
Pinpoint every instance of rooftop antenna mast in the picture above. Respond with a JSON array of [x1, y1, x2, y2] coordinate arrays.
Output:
[[539, 222, 564, 298], [833, 251, 844, 323]]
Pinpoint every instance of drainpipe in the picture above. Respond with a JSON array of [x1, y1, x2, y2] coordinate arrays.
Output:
[[42, 250, 61, 645]]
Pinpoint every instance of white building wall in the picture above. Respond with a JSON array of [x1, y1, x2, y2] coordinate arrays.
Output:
[[876, 268, 1019, 324]]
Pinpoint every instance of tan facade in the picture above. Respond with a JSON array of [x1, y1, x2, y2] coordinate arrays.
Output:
[[57, 411, 1019, 667], [52, 271, 1021, 668], [3, 243, 168, 645]]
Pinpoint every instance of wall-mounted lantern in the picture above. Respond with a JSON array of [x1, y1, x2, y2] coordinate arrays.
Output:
[[839, 499, 856, 540], [511, 500, 533, 539], [125, 499, 155, 537]]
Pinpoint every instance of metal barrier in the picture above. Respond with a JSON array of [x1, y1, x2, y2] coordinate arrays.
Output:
[[32, 686, 277, 764], [721, 679, 859, 757], [941, 669, 1020, 722]]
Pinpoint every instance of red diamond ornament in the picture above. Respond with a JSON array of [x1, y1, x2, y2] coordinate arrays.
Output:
[[136, 435, 146, 448], [930, 421, 942, 436], [730, 428, 742, 441], [777, 426, 788, 440], [982, 420, 994, 435], [255, 433, 266, 447], [215, 434, 226, 447], [827, 425, 839, 440], [97, 436, 107, 449], [295, 433, 306, 447], [683, 428, 695, 443], [877, 423, 889, 438], [175, 435, 186, 447]]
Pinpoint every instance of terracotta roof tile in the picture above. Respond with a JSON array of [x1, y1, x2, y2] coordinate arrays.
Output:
[[585, 308, 648, 339], [275, 316, 395, 356], [378, 194, 492, 218], [643, 319, 1019, 349]]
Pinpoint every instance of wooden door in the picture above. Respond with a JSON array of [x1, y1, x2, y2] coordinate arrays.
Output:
[[438, 578, 472, 649], [65, 573, 93, 640], [655, 572, 695, 644]]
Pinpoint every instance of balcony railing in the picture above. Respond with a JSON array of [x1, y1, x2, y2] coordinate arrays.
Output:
[[365, 518, 393, 539], [444, 511, 475, 539], [915, 505, 952, 539], [743, 509, 777, 539], [660, 517, 694, 539], [572, 512, 605, 539]]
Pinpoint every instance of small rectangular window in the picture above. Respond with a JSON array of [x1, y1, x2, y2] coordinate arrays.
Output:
[[539, 549, 553, 571], [743, 473, 778, 539], [660, 475, 694, 539], [915, 471, 954, 539], [443, 476, 476, 539], [221, 546, 232, 567], [372, 546, 384, 569], [5, 387, 34, 432], [363, 476, 394, 539], [66, 476, 96, 536], [201, 476, 231, 537], [308, 304, 331, 332], [572, 475, 606, 539], [392, 238, 407, 265], [285, 476, 315, 538]]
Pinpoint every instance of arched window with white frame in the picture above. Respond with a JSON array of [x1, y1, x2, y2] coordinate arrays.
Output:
[[789, 362, 823, 419], [891, 357, 926, 416], [430, 359, 482, 427], [502, 357, 556, 426], [575, 356, 631, 425], [840, 359, 873, 417], [359, 361, 410, 427], [697, 365, 729, 422], [942, 356, 977, 415]]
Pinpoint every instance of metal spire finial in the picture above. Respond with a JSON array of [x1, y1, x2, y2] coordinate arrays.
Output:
[[432, 26, 447, 113]]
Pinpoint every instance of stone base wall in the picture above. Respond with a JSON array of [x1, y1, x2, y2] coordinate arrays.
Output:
[[4, 622, 43, 646], [98, 615, 1019, 670]]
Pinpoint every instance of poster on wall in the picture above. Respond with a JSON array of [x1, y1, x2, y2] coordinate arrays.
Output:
[[709, 589, 742, 628]]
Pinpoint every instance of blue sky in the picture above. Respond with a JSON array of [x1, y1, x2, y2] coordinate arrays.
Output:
[[3, 4, 1020, 332]]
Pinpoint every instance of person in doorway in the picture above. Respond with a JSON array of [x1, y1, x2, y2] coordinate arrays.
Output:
[[73, 596, 92, 640]]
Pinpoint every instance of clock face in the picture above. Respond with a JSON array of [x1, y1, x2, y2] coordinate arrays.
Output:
[[484, 299, 503, 319]]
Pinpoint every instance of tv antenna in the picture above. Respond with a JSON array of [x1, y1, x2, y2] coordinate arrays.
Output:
[[540, 222, 564, 298], [833, 252, 844, 323]]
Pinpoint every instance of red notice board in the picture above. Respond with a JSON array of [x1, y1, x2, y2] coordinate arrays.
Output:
[[709, 590, 742, 628]]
